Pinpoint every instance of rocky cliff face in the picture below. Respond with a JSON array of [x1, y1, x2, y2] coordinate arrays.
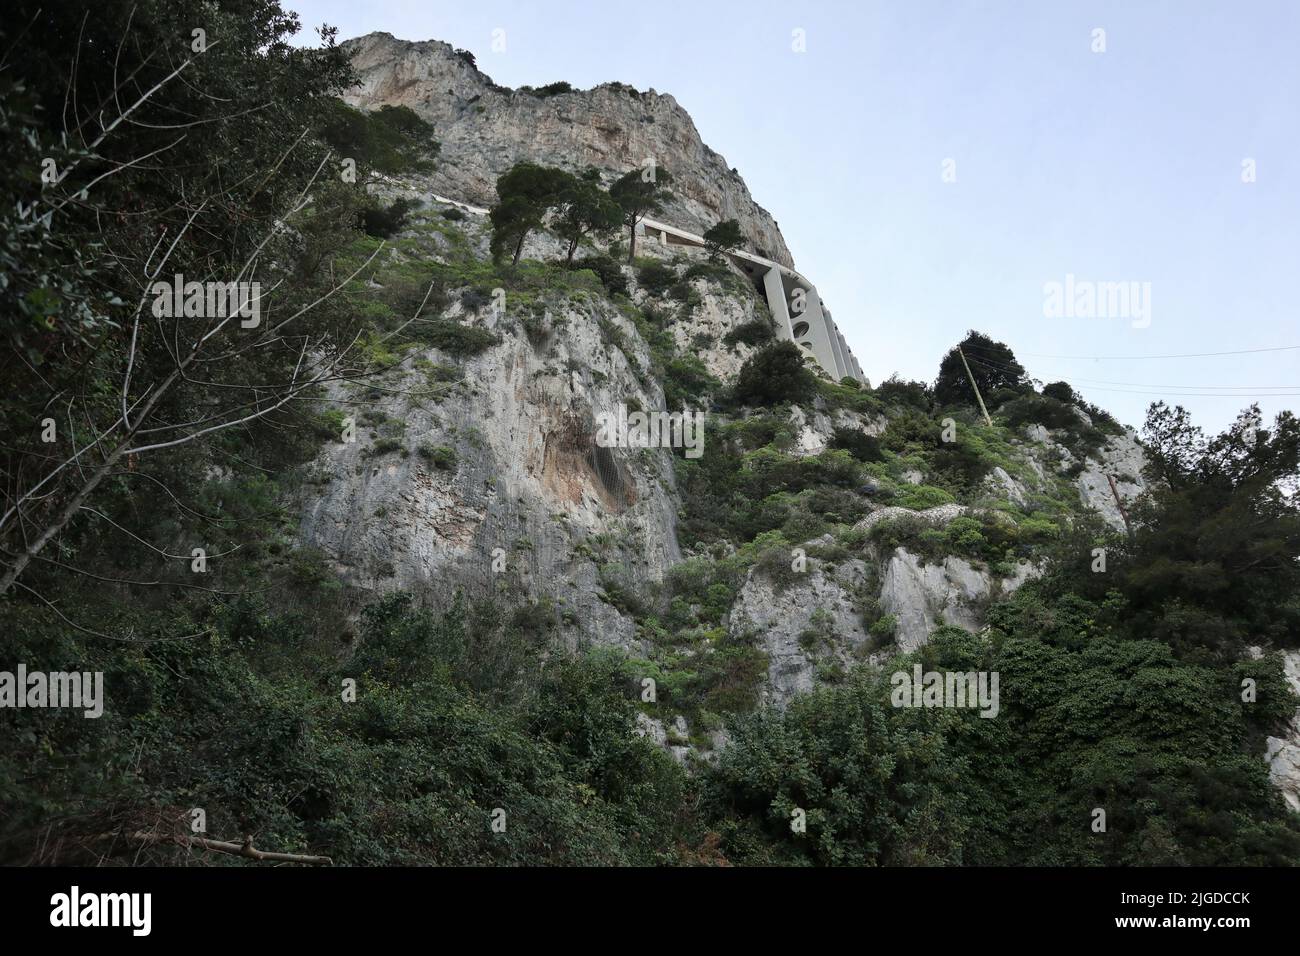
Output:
[[298, 215, 690, 648], [339, 32, 795, 267], [295, 42, 1297, 816]]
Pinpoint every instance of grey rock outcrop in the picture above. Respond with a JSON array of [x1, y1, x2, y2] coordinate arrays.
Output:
[[1077, 428, 1146, 532], [297, 213, 680, 648], [729, 556, 872, 708], [854, 503, 970, 535], [1265, 650, 1300, 813], [985, 465, 1028, 508], [341, 32, 795, 267], [878, 549, 1039, 652], [786, 405, 886, 457]]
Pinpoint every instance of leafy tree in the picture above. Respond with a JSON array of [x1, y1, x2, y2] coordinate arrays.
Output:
[[318, 101, 438, 176], [568, 255, 628, 296], [707, 657, 975, 865], [610, 166, 674, 262], [732, 342, 817, 407], [554, 169, 623, 264], [702, 218, 744, 260], [0, 0, 369, 600], [1042, 380, 1076, 404], [934, 331, 1028, 408], [1125, 403, 1300, 653], [663, 355, 721, 410], [873, 375, 932, 410], [489, 162, 570, 266]]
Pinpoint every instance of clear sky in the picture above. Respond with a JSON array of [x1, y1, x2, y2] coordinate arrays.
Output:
[[288, 0, 1298, 433]]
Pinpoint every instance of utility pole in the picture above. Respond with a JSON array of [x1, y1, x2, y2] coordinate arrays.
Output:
[[957, 346, 993, 427]]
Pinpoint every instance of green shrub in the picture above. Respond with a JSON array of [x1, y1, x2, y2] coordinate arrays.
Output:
[[830, 426, 883, 462], [361, 198, 418, 238], [418, 444, 458, 471], [635, 260, 677, 297], [425, 320, 500, 357], [570, 256, 628, 296], [723, 319, 775, 348], [732, 342, 816, 407]]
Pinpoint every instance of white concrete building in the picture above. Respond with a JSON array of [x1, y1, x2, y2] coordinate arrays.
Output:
[[638, 216, 864, 383]]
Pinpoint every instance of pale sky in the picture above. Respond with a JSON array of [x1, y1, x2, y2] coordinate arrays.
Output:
[[288, 0, 1299, 433]]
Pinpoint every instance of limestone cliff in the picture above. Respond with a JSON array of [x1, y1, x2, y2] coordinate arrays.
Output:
[[339, 32, 795, 267]]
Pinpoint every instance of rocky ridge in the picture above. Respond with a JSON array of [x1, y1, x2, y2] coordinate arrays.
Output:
[[340, 32, 795, 267]]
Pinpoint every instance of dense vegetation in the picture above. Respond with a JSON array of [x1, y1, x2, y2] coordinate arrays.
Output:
[[1, 1, 1296, 867]]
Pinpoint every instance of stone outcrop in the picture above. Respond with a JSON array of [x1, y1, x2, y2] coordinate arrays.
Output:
[[1024, 412, 1148, 532], [729, 552, 872, 708], [854, 503, 970, 535], [340, 32, 795, 267], [1076, 428, 1146, 532], [878, 549, 1038, 652], [297, 209, 679, 648], [1265, 650, 1300, 813], [786, 405, 886, 457]]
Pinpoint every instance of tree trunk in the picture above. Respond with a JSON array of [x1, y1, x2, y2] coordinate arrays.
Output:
[[566, 236, 578, 264], [627, 218, 638, 262], [0, 367, 181, 598], [512, 230, 526, 267]]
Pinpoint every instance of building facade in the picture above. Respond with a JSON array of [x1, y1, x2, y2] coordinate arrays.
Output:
[[638, 217, 864, 383]]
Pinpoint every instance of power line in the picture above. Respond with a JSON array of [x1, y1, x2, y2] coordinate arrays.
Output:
[[966, 342, 1300, 361], [960, 344, 1300, 390], [958, 351, 1300, 399]]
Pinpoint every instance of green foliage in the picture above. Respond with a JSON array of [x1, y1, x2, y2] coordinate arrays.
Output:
[[489, 162, 571, 265], [318, 100, 439, 175], [554, 168, 623, 263], [732, 342, 816, 407], [1125, 403, 1300, 654], [934, 331, 1028, 409], [520, 81, 574, 98], [568, 255, 628, 296], [663, 355, 721, 410], [707, 661, 975, 865], [708, 605, 1300, 866], [702, 218, 745, 259], [999, 392, 1108, 458], [361, 198, 418, 238], [635, 260, 677, 297], [610, 166, 674, 261], [723, 319, 776, 349], [1042, 380, 1076, 404], [873, 375, 932, 410], [830, 427, 883, 462], [0, 589, 691, 865], [425, 320, 500, 358], [0, 79, 112, 360], [418, 444, 458, 471]]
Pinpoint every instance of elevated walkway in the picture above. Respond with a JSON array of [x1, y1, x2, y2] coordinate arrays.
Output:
[[428, 194, 864, 382]]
